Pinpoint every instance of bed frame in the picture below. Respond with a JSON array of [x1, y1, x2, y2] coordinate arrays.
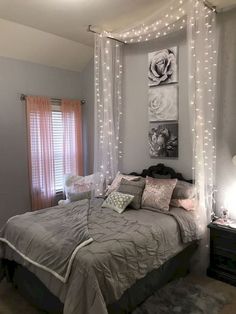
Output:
[[3, 163, 197, 314], [129, 163, 192, 183]]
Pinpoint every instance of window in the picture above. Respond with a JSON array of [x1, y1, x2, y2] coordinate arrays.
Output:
[[26, 96, 82, 210], [52, 108, 64, 192], [30, 105, 65, 193]]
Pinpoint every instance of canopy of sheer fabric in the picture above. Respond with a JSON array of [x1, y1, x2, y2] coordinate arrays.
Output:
[[93, 0, 218, 272]]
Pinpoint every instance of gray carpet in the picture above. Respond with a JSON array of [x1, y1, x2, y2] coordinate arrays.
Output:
[[133, 278, 230, 314], [0, 279, 44, 314], [0, 277, 233, 314]]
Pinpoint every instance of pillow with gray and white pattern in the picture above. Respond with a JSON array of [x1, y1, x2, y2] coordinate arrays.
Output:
[[102, 191, 134, 214]]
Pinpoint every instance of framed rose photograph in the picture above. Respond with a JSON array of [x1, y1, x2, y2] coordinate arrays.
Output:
[[148, 85, 178, 122], [148, 122, 178, 158], [148, 47, 178, 86]]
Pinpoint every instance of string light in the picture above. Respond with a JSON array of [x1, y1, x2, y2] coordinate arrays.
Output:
[[94, 35, 123, 194], [109, 0, 188, 43], [94, 0, 217, 213], [188, 0, 217, 234]]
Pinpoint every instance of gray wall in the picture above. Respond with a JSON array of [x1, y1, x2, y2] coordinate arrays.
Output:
[[81, 59, 94, 175], [81, 30, 192, 179], [0, 57, 81, 227], [120, 30, 192, 179], [216, 9, 236, 219]]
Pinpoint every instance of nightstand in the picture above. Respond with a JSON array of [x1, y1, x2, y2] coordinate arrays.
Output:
[[207, 222, 236, 286]]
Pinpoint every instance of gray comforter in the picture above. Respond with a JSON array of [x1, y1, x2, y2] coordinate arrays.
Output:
[[0, 199, 93, 283], [0, 198, 199, 314]]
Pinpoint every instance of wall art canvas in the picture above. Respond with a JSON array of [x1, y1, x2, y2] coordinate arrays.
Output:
[[148, 47, 178, 86], [148, 85, 178, 121], [149, 123, 178, 158]]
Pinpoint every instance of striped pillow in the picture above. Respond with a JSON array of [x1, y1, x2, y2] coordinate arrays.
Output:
[[118, 178, 145, 209]]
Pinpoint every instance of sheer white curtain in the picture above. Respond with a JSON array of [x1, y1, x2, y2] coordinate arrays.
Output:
[[187, 0, 217, 272], [94, 34, 123, 193], [94, 0, 218, 272], [112, 0, 188, 43]]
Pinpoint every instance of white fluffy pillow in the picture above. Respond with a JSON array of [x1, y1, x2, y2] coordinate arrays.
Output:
[[64, 173, 104, 198]]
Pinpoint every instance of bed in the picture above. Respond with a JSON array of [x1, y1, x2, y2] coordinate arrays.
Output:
[[0, 164, 199, 314]]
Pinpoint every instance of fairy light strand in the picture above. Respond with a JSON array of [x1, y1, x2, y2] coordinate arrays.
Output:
[[94, 0, 217, 211], [94, 35, 123, 194]]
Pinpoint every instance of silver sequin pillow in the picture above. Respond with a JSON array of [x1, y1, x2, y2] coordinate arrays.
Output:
[[102, 191, 134, 214], [142, 177, 177, 211]]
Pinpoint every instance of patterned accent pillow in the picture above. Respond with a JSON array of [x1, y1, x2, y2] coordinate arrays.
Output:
[[105, 172, 140, 196], [118, 178, 145, 209], [102, 191, 134, 214], [142, 177, 177, 211], [172, 180, 195, 199]]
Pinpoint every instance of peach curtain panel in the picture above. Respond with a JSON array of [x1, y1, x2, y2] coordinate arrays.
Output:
[[61, 99, 83, 176], [26, 96, 55, 210]]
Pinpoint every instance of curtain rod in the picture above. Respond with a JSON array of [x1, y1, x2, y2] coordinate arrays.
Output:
[[88, 1, 218, 44], [203, 0, 218, 13], [87, 25, 126, 44], [89, 2, 218, 41], [20, 94, 86, 105]]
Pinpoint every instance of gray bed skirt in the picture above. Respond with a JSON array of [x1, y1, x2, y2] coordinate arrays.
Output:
[[3, 241, 197, 314]]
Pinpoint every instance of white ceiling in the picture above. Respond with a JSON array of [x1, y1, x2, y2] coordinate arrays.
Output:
[[0, 0, 169, 46], [0, 0, 235, 72], [0, 18, 93, 72]]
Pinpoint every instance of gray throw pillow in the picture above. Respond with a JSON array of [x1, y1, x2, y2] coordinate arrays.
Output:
[[118, 178, 145, 209], [172, 181, 195, 199], [68, 190, 92, 202]]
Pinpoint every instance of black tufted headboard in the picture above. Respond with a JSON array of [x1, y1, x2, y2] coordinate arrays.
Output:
[[129, 163, 192, 183]]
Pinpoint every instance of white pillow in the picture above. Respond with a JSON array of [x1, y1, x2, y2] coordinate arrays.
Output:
[[64, 173, 104, 198]]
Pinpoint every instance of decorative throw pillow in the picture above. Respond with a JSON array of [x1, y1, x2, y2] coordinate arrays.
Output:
[[64, 174, 92, 195], [73, 182, 93, 193], [170, 199, 196, 211], [64, 173, 104, 198], [68, 191, 92, 202], [105, 172, 140, 196], [172, 180, 195, 199], [142, 177, 177, 211], [102, 191, 134, 214], [117, 178, 145, 209]]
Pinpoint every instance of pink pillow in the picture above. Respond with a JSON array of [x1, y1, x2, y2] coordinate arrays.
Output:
[[142, 177, 177, 211], [170, 199, 196, 211], [105, 172, 140, 196]]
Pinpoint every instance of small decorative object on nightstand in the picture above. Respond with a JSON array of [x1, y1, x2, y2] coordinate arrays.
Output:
[[207, 220, 236, 286]]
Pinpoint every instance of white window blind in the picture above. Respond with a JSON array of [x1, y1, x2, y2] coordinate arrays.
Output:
[[52, 108, 64, 192], [29, 102, 78, 194], [30, 112, 44, 191]]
